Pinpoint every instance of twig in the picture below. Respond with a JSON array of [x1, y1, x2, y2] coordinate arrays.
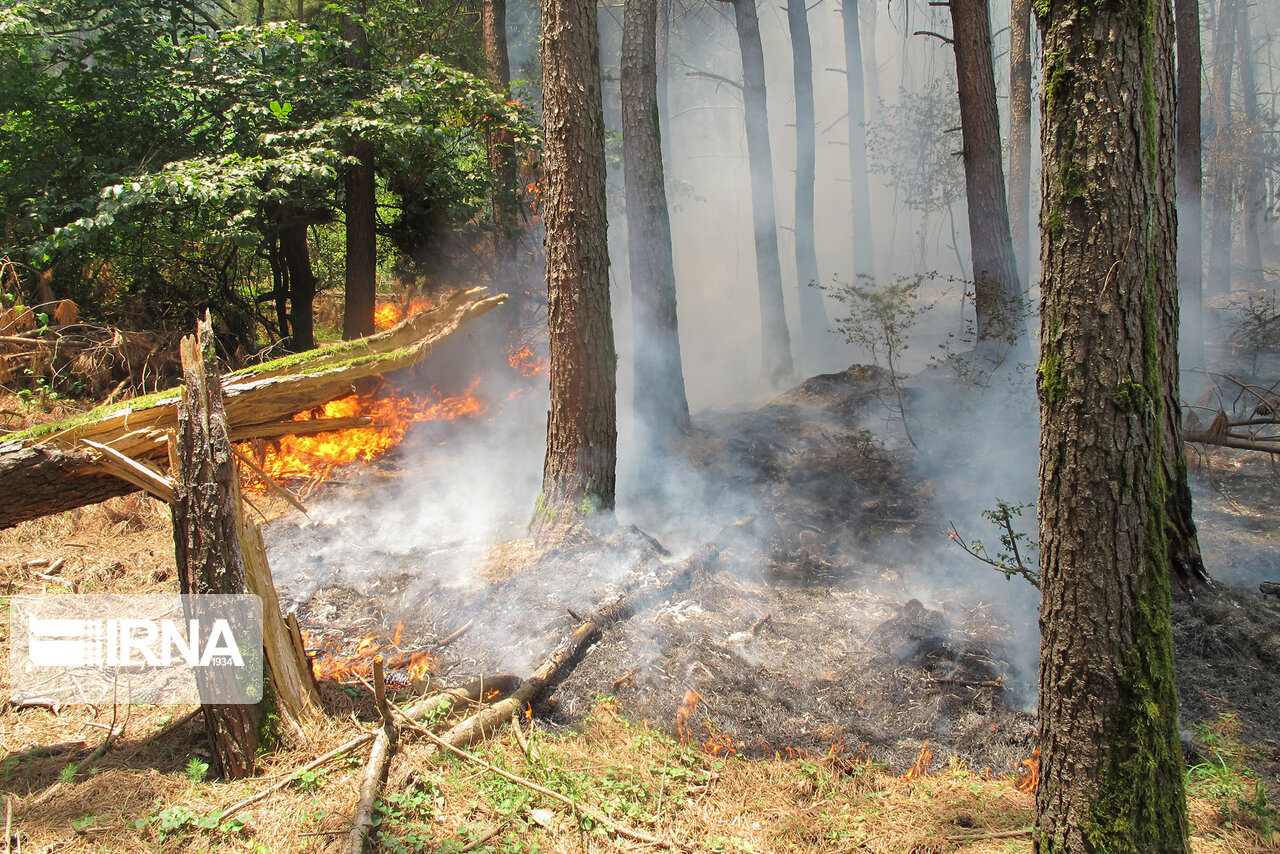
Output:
[[417, 727, 678, 849], [432, 619, 474, 650], [222, 731, 378, 821], [460, 825, 505, 852], [346, 716, 396, 854], [944, 828, 1032, 842], [228, 444, 309, 516]]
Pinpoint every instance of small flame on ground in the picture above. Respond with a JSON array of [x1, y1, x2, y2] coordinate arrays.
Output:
[[675, 690, 703, 745], [1016, 747, 1040, 792], [507, 342, 548, 378], [704, 733, 737, 756], [900, 740, 933, 780], [524, 702, 533, 720], [304, 626, 434, 686]]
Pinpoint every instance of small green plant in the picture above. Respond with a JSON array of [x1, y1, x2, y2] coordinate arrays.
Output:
[[183, 756, 210, 782], [1187, 714, 1277, 837], [947, 500, 1040, 588], [1227, 291, 1280, 374], [135, 803, 244, 840], [821, 273, 935, 449]]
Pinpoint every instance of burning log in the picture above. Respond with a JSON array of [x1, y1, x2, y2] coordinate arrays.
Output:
[[0, 287, 505, 528]]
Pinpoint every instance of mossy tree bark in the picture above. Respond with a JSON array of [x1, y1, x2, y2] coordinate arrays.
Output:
[[1008, 0, 1033, 289], [1034, 0, 1192, 845], [621, 0, 692, 442], [537, 0, 618, 524], [732, 0, 794, 387], [950, 0, 1023, 351]]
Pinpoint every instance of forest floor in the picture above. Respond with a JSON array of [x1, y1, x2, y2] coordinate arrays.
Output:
[[1, 361, 1278, 853]]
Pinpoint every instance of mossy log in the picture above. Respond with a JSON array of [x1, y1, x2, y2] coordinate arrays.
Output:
[[0, 288, 505, 527]]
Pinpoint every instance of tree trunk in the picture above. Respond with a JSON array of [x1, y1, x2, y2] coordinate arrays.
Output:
[[861, 0, 880, 123], [483, 0, 520, 268], [279, 219, 316, 352], [1034, 0, 1191, 844], [950, 0, 1023, 351], [172, 319, 263, 781], [342, 10, 377, 340], [1175, 0, 1204, 368], [622, 0, 692, 442], [1236, 3, 1263, 286], [536, 0, 618, 522], [733, 0, 794, 387], [841, 0, 876, 278], [1204, 0, 1237, 300], [1007, 0, 1032, 291], [788, 0, 832, 350]]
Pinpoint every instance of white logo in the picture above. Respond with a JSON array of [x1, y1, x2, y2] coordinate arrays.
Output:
[[28, 616, 246, 668]]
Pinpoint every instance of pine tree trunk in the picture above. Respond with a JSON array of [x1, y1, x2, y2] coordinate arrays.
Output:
[[861, 0, 880, 124], [172, 319, 263, 780], [841, 0, 876, 278], [483, 0, 520, 267], [950, 0, 1023, 349], [1205, 0, 1237, 300], [1034, 0, 1191, 845], [1175, 0, 1204, 368], [537, 0, 618, 521], [732, 0, 794, 387], [341, 9, 376, 340], [1236, 4, 1263, 285], [788, 0, 831, 348], [622, 0, 692, 441], [1008, 0, 1033, 290]]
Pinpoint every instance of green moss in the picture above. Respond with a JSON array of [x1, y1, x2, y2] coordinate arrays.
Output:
[[3, 388, 182, 442], [1044, 209, 1066, 243], [1043, 53, 1076, 107], [1038, 346, 1067, 406], [1112, 378, 1148, 414]]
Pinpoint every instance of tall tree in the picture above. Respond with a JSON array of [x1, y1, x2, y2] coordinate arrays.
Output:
[[342, 4, 378, 340], [841, 0, 876, 278], [482, 0, 521, 268], [1236, 2, 1263, 285], [950, 0, 1023, 349], [536, 0, 618, 522], [731, 0, 794, 386], [1035, 0, 1191, 846], [1008, 0, 1033, 289], [787, 0, 832, 348], [1204, 0, 1237, 300], [1175, 0, 1204, 368], [861, 0, 880, 123], [622, 0, 692, 440]]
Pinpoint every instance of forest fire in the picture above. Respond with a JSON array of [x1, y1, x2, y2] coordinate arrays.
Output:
[[305, 623, 435, 685], [507, 342, 548, 377], [373, 295, 437, 330], [900, 740, 933, 780], [675, 689, 703, 745], [1016, 747, 1040, 792], [239, 378, 487, 489]]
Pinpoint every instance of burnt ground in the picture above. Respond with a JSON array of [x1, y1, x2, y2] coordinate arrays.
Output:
[[264, 365, 1280, 794]]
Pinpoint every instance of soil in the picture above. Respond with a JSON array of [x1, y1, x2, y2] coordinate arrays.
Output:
[[255, 365, 1280, 795]]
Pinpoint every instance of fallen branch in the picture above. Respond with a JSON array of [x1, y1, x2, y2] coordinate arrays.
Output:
[[417, 726, 678, 849], [348, 659, 397, 854]]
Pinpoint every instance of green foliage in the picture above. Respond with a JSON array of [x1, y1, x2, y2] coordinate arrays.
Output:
[[376, 778, 449, 853], [135, 803, 245, 841], [183, 756, 210, 782], [1187, 715, 1278, 837], [948, 500, 1041, 588]]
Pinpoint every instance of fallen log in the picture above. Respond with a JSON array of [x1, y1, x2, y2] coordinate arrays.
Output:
[[1261, 581, 1279, 597], [348, 658, 397, 854], [0, 287, 505, 527]]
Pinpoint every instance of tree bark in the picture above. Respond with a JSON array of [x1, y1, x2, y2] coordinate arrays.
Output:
[[1204, 0, 1237, 301], [622, 0, 692, 441], [279, 218, 316, 352], [950, 0, 1023, 350], [1034, 0, 1191, 845], [342, 9, 378, 340], [172, 318, 263, 780], [732, 0, 794, 387], [1175, 0, 1204, 368], [861, 0, 880, 123], [483, 0, 520, 268], [537, 0, 619, 521], [841, 0, 876, 279], [1008, 0, 1033, 290], [1236, 3, 1263, 286], [787, 0, 832, 350]]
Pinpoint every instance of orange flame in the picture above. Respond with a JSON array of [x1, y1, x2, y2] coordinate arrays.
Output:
[[303, 626, 435, 685], [1016, 747, 1039, 792], [374, 295, 436, 330], [507, 342, 548, 378], [704, 733, 736, 756], [675, 690, 702, 745], [241, 379, 487, 488], [900, 740, 933, 780], [524, 702, 533, 720]]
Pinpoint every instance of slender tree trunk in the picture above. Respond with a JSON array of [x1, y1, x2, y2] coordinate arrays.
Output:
[[341, 9, 377, 340], [622, 0, 692, 441], [656, 0, 672, 165], [841, 0, 876, 278], [1175, 0, 1204, 368], [1237, 3, 1263, 285], [1008, 0, 1032, 291], [788, 0, 831, 347], [172, 319, 263, 780], [1035, 0, 1192, 845], [279, 219, 316, 352], [1205, 0, 1237, 300], [861, 0, 880, 123], [732, 0, 794, 386], [536, 0, 618, 522], [951, 0, 1023, 349], [483, 0, 521, 268]]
